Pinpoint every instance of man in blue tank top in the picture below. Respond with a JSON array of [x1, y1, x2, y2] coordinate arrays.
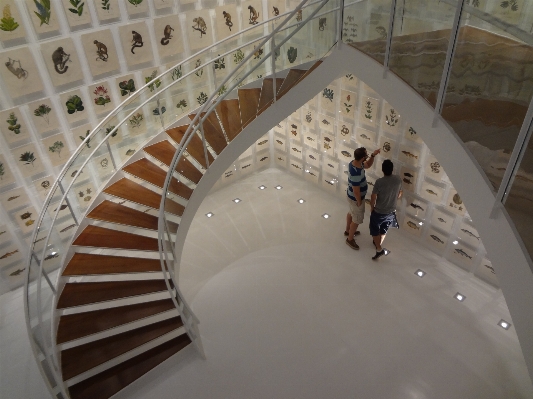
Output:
[[345, 147, 380, 250]]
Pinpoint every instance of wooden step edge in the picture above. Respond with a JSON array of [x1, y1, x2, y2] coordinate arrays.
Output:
[[62, 253, 163, 276], [57, 298, 176, 344], [67, 333, 192, 399], [61, 316, 183, 381]]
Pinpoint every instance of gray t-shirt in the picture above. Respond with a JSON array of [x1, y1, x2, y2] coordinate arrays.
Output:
[[372, 175, 402, 214]]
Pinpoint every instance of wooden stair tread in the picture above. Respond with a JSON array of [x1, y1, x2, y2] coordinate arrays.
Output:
[[297, 60, 322, 84], [238, 88, 261, 128], [57, 280, 172, 309], [57, 299, 175, 344], [63, 253, 163, 276], [73, 225, 159, 251], [122, 158, 193, 202], [68, 334, 191, 399], [88, 200, 165, 231], [257, 78, 284, 114], [188, 113, 227, 154], [165, 125, 214, 168], [215, 99, 242, 142], [104, 178, 185, 217], [277, 69, 306, 98], [143, 140, 203, 185], [61, 316, 183, 380]]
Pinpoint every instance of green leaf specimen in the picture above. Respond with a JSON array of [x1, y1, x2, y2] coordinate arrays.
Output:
[[171, 66, 182, 81], [68, 0, 84, 16], [48, 141, 64, 157], [214, 55, 225, 70], [20, 151, 37, 166], [101, 0, 110, 11], [33, 0, 51, 26], [128, 0, 143, 6], [145, 70, 161, 92], [197, 92, 208, 105], [233, 49, 244, 64], [34, 104, 51, 124], [129, 113, 143, 128], [322, 88, 334, 102], [6, 112, 21, 134], [287, 46, 297, 63], [0, 162, 4, 180], [79, 130, 91, 148], [501, 0, 519, 11], [65, 95, 84, 114], [105, 125, 117, 137], [176, 99, 187, 110], [0, 5, 19, 32], [119, 79, 136, 96]]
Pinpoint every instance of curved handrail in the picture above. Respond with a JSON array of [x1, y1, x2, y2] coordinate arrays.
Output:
[[23, 1, 339, 397], [157, 0, 336, 355]]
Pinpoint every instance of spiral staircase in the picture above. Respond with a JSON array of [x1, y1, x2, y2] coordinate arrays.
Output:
[[24, 0, 533, 398]]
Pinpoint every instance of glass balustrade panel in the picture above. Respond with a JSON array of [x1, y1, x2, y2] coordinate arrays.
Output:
[[442, 12, 533, 192], [389, 0, 457, 105], [344, 0, 394, 64]]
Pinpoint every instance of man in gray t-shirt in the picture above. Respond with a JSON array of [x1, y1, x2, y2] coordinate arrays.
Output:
[[369, 160, 402, 260]]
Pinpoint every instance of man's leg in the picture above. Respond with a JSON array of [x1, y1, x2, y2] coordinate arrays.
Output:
[[348, 221, 359, 241], [345, 213, 360, 237], [372, 234, 385, 251]]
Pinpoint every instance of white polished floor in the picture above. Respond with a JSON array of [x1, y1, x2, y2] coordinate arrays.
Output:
[[1, 167, 532, 399]]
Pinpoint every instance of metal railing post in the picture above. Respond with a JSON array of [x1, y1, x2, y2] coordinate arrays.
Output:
[[336, 0, 345, 47], [383, 0, 398, 72], [433, 0, 467, 122], [271, 35, 277, 102], [199, 123, 210, 169], [58, 181, 79, 226], [105, 140, 118, 171]]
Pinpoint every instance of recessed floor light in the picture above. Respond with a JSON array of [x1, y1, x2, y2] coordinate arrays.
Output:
[[454, 293, 466, 302], [297, 199, 305, 204], [275, 185, 283, 190], [258, 185, 266, 190], [233, 198, 241, 203], [415, 269, 426, 278], [418, 222, 423, 226], [206, 212, 214, 218], [498, 319, 511, 330], [322, 213, 330, 219], [453, 240, 459, 245]]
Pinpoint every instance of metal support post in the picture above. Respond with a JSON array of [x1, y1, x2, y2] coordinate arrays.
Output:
[[383, 0, 398, 72], [58, 181, 79, 226], [271, 36, 277, 102]]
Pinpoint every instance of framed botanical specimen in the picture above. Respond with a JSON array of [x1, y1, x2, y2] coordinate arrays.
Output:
[[398, 144, 420, 166], [491, 0, 523, 25], [0, 244, 22, 269], [118, 21, 152, 68], [122, 110, 146, 136], [306, 150, 319, 168], [154, 15, 183, 60], [322, 156, 338, 173], [356, 127, 375, 146], [89, 81, 116, 116], [378, 135, 396, 158], [0, 2, 27, 43], [406, 194, 428, 219], [71, 123, 93, 148], [92, 153, 113, 179], [185, 10, 213, 51], [95, 0, 121, 22], [46, 198, 71, 219], [241, 0, 262, 29], [60, 89, 88, 125], [14, 205, 38, 234], [41, 37, 84, 88], [420, 180, 445, 204], [302, 108, 314, 129], [256, 150, 269, 167], [446, 187, 467, 216], [424, 153, 446, 182], [0, 108, 30, 146], [240, 158, 254, 175], [338, 142, 354, 163], [359, 96, 378, 128], [402, 214, 423, 237], [342, 73, 358, 89], [275, 152, 286, 167], [115, 73, 138, 101], [0, 224, 15, 246], [81, 29, 120, 78], [431, 207, 455, 233], [214, 4, 238, 42], [321, 132, 335, 156], [0, 46, 44, 99], [290, 142, 303, 159], [304, 168, 319, 184], [321, 173, 337, 194], [24, 0, 60, 35], [0, 153, 16, 189], [274, 120, 285, 135], [304, 132, 317, 150], [153, 0, 174, 10], [42, 133, 71, 167], [55, 218, 77, 240], [29, 98, 60, 136], [268, 0, 286, 20], [60, 0, 92, 29], [337, 122, 352, 141], [381, 102, 401, 135], [0, 186, 30, 211], [404, 125, 423, 144], [33, 175, 57, 202], [288, 119, 300, 140], [14, 142, 43, 178], [340, 90, 356, 119], [172, 93, 190, 118], [255, 135, 269, 152], [124, 0, 149, 17], [425, 227, 448, 251], [320, 85, 336, 113]]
